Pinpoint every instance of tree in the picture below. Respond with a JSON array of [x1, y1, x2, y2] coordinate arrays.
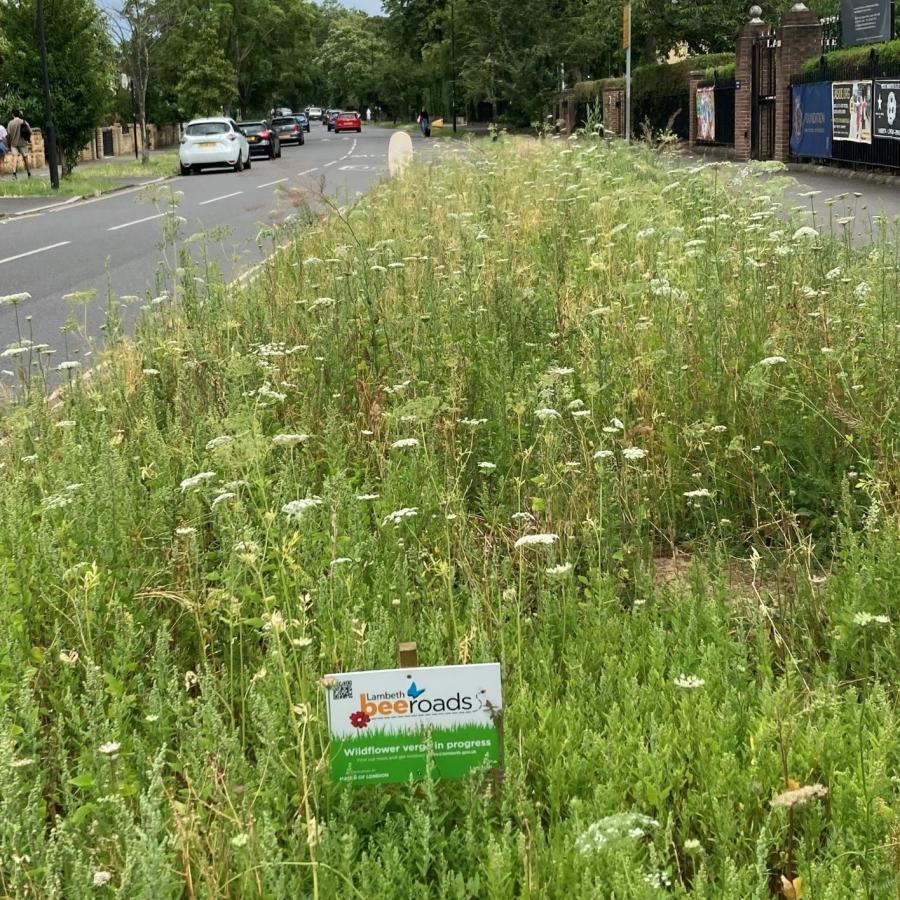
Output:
[[315, 13, 386, 110], [0, 0, 112, 174]]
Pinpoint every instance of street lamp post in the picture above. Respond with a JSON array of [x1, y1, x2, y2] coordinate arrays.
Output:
[[36, 0, 60, 188], [122, 73, 139, 160], [450, 0, 457, 133]]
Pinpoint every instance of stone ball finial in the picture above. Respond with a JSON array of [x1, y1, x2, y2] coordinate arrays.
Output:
[[790, 1, 808, 9], [749, 4, 763, 20]]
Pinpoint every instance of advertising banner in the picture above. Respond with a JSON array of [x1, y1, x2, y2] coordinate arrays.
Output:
[[874, 79, 900, 140], [790, 82, 833, 157], [841, 0, 892, 46], [832, 80, 873, 143], [696, 86, 715, 142], [326, 663, 503, 785]]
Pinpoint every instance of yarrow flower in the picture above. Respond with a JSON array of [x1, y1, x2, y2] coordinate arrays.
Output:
[[771, 783, 828, 809], [390, 437, 420, 449], [382, 507, 418, 526], [272, 433, 311, 448], [180, 471, 216, 492], [282, 498, 323, 520], [514, 533, 559, 549], [674, 674, 705, 689]]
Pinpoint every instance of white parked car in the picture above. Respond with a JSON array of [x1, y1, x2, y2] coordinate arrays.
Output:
[[179, 118, 251, 175]]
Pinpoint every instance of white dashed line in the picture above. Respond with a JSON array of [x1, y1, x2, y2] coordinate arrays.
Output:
[[297, 167, 319, 176], [0, 240, 71, 266], [198, 191, 243, 206], [257, 178, 288, 189], [107, 212, 165, 232], [323, 161, 337, 168]]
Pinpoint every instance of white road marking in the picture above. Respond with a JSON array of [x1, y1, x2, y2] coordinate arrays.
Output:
[[339, 164, 372, 172], [323, 161, 337, 168], [257, 177, 288, 189], [52, 177, 170, 211], [297, 167, 319, 176], [199, 191, 243, 206], [0, 240, 71, 266], [107, 212, 165, 232]]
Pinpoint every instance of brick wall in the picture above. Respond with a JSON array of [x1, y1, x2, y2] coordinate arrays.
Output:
[[603, 88, 625, 136], [735, 19, 772, 161], [774, 9, 822, 161]]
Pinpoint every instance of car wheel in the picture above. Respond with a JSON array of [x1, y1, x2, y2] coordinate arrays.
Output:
[[245, 151, 251, 170], [357, 128, 362, 133], [233, 155, 244, 173], [179, 162, 191, 176]]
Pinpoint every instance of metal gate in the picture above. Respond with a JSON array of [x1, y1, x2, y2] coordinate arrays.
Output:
[[751, 31, 778, 159], [102, 128, 115, 157]]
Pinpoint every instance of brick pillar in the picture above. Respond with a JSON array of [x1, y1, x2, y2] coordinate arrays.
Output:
[[688, 70, 705, 146], [735, 9, 771, 161], [775, 5, 822, 161]]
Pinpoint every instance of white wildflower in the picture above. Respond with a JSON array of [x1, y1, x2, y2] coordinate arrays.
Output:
[[759, 356, 787, 367], [92, 870, 113, 887], [56, 361, 81, 371], [211, 492, 236, 509], [282, 498, 323, 520], [175, 526, 196, 536], [548, 366, 575, 376], [621, 447, 647, 461], [460, 417, 487, 427], [593, 449, 614, 459], [330, 557, 353, 567], [674, 674, 705, 689], [792, 225, 819, 241], [205, 435, 233, 451], [771, 783, 828, 809], [852, 612, 890, 627], [273, 433, 311, 448], [853, 281, 872, 300], [382, 507, 418, 526], [825, 266, 842, 281], [10, 757, 34, 768], [546, 562, 572, 576], [514, 533, 559, 549], [391, 437, 420, 449], [98, 741, 121, 757], [534, 407, 561, 421], [478, 461, 497, 472], [511, 511, 535, 522], [0, 293, 31, 305], [356, 493, 380, 501], [683, 488, 713, 498], [180, 471, 215, 492]]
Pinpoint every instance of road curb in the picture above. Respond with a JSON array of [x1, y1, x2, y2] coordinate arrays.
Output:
[[785, 161, 900, 187]]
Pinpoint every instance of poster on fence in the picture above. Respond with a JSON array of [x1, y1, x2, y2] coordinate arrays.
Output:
[[325, 663, 503, 785], [832, 80, 872, 143], [841, 0, 891, 46], [696, 87, 715, 142], [874, 80, 900, 140], [791, 82, 833, 157]]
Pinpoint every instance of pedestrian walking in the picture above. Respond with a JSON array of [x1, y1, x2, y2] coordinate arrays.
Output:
[[366, 107, 372, 122], [0, 122, 8, 176], [6, 110, 32, 178], [417, 107, 430, 138]]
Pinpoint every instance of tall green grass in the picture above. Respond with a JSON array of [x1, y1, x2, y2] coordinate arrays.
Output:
[[0, 136, 898, 897]]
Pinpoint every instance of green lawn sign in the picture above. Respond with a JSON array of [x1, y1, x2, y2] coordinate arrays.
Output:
[[325, 663, 503, 785]]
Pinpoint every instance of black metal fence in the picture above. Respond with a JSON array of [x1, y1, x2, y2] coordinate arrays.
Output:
[[790, 52, 900, 170], [633, 91, 691, 139]]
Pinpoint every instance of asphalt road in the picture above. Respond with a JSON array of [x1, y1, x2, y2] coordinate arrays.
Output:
[[0, 125, 396, 368]]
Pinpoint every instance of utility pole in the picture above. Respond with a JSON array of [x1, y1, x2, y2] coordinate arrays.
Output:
[[36, 0, 60, 188], [623, 3, 632, 143], [450, 0, 457, 132]]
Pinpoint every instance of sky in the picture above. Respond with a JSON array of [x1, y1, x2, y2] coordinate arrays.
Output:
[[320, 0, 385, 13]]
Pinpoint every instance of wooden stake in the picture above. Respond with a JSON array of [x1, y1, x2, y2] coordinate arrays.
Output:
[[398, 641, 418, 668]]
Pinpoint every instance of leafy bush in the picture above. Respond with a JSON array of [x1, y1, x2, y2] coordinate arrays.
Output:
[[802, 37, 900, 75]]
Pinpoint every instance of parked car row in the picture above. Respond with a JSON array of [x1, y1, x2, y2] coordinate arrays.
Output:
[[178, 112, 313, 174]]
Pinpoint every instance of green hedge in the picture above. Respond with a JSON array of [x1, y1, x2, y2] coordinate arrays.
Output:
[[572, 53, 734, 104], [706, 62, 736, 81], [802, 38, 900, 74]]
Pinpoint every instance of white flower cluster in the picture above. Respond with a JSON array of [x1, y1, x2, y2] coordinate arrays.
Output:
[[576, 813, 659, 855]]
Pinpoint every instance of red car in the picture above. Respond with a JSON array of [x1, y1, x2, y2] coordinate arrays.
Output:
[[334, 111, 362, 134]]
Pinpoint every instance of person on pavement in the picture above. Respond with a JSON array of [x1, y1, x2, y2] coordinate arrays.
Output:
[[0, 122, 8, 176], [417, 107, 430, 138], [6, 110, 32, 178]]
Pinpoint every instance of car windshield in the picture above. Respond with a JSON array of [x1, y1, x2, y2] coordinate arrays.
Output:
[[238, 122, 265, 134], [272, 118, 295, 127], [186, 122, 229, 136], [339, 112, 358, 118], [294, 115, 307, 121]]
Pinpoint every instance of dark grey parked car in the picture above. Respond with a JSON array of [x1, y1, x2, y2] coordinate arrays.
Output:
[[238, 120, 282, 159], [271, 116, 305, 146]]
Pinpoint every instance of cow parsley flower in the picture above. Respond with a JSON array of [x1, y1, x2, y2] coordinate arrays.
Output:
[[759, 356, 787, 367], [205, 435, 233, 451], [0, 292, 31, 305], [514, 533, 559, 548], [478, 461, 497, 471], [792, 226, 819, 241], [273, 433, 311, 448], [56, 361, 81, 372], [98, 741, 121, 757], [391, 437, 420, 449], [92, 870, 113, 887], [853, 281, 872, 300], [674, 674, 705, 689], [356, 493, 380, 501], [534, 407, 561, 421], [852, 612, 890, 627], [683, 488, 712, 498], [211, 492, 236, 508], [382, 507, 418, 526], [282, 498, 323, 520], [180, 471, 215, 491], [548, 366, 575, 376], [593, 449, 614, 459], [546, 562, 573, 576], [621, 447, 647, 460], [460, 417, 487, 427]]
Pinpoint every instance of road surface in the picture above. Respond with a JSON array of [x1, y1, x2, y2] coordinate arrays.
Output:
[[0, 125, 397, 367]]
